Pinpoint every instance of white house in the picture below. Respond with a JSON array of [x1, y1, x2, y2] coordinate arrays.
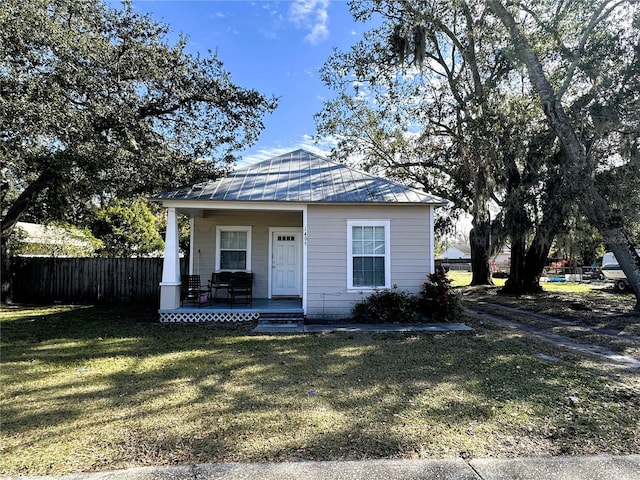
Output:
[[13, 222, 97, 257], [438, 243, 472, 261], [492, 245, 511, 273], [152, 149, 446, 323]]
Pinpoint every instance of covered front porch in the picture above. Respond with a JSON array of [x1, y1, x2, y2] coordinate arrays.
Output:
[[157, 202, 306, 323]]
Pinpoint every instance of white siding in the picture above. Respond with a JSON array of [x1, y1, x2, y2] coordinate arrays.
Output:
[[189, 204, 433, 318], [306, 204, 432, 320], [192, 210, 302, 298]]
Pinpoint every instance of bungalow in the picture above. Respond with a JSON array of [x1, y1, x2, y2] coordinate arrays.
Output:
[[153, 149, 446, 323], [13, 222, 97, 257], [437, 243, 472, 261]]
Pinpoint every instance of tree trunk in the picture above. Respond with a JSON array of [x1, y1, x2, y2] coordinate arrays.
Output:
[[521, 244, 548, 292], [500, 226, 528, 294], [1, 173, 50, 239], [469, 156, 495, 286], [579, 185, 640, 309], [1, 234, 12, 304], [488, 0, 640, 311], [521, 223, 555, 293], [497, 154, 531, 295], [521, 175, 572, 292], [1, 169, 54, 304], [470, 219, 494, 285]]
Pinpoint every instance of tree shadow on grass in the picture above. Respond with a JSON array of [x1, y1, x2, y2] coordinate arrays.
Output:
[[2, 306, 639, 474]]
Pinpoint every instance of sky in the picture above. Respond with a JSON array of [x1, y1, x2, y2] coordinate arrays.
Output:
[[125, 0, 374, 165]]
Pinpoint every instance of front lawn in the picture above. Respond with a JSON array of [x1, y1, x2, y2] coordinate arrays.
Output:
[[1, 305, 638, 475]]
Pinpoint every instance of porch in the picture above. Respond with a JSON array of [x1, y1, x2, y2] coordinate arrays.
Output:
[[159, 297, 303, 323]]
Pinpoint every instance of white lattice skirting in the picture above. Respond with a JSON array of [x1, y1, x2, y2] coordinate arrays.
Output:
[[159, 311, 261, 323]]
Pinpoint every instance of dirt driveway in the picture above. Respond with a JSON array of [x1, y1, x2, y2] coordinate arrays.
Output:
[[460, 286, 640, 391]]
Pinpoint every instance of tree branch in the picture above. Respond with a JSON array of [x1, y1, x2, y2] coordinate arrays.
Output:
[[1, 169, 56, 239]]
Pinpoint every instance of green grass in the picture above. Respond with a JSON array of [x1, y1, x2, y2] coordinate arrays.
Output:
[[448, 270, 608, 294], [447, 271, 506, 288], [1, 304, 639, 475]]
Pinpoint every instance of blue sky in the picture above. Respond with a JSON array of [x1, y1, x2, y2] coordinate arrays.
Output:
[[127, 0, 373, 165]]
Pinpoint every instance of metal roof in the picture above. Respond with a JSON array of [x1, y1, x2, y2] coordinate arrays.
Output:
[[154, 149, 446, 205]]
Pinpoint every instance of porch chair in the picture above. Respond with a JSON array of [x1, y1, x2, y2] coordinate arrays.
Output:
[[228, 272, 253, 308], [208, 271, 232, 303], [181, 274, 209, 307]]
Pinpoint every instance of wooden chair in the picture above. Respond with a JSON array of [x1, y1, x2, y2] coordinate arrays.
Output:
[[181, 274, 208, 307], [228, 272, 253, 307], [208, 271, 232, 303]]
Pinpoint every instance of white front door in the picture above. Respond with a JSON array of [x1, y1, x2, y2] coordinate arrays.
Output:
[[271, 229, 302, 297]]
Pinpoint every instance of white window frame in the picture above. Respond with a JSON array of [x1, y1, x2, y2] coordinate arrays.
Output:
[[215, 226, 252, 272], [347, 220, 391, 290]]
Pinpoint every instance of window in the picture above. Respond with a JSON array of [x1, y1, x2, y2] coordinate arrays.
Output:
[[347, 220, 390, 289], [216, 226, 252, 271]]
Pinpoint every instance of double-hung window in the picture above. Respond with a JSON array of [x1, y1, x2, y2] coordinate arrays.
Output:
[[216, 226, 252, 271], [347, 220, 390, 289]]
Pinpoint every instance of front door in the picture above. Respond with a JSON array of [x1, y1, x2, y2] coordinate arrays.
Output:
[[271, 229, 302, 297]]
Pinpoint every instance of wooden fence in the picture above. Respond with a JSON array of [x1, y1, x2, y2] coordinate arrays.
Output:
[[11, 257, 188, 304]]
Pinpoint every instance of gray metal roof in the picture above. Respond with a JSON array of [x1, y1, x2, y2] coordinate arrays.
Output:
[[154, 149, 446, 205]]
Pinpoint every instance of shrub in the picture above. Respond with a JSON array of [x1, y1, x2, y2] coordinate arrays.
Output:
[[351, 287, 418, 323], [418, 270, 464, 322]]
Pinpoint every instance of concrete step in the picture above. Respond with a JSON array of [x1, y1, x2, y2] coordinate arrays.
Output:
[[254, 312, 305, 333], [258, 312, 304, 322], [253, 321, 304, 333]]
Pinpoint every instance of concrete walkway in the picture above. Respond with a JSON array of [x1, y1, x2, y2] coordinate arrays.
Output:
[[253, 322, 474, 334], [5, 455, 639, 480], [304, 323, 474, 334]]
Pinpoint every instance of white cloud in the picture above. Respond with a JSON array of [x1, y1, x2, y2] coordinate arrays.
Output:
[[305, 22, 329, 45], [289, 0, 316, 21], [238, 135, 336, 167], [289, 0, 330, 45]]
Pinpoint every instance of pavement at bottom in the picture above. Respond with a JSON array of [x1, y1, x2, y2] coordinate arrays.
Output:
[[3, 455, 640, 480]]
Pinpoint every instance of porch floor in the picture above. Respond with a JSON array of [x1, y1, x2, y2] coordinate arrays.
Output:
[[163, 297, 303, 314]]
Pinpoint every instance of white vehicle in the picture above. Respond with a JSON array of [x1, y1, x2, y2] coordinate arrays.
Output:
[[601, 250, 640, 291]]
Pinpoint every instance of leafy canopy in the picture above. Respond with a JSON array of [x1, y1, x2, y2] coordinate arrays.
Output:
[[318, 0, 640, 292], [0, 0, 277, 236], [90, 198, 164, 257]]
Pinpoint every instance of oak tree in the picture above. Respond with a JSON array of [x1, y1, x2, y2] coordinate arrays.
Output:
[[1, 0, 277, 299], [488, 0, 640, 308]]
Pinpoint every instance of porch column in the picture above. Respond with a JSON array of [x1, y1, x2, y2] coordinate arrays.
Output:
[[429, 205, 435, 274], [160, 207, 181, 309]]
